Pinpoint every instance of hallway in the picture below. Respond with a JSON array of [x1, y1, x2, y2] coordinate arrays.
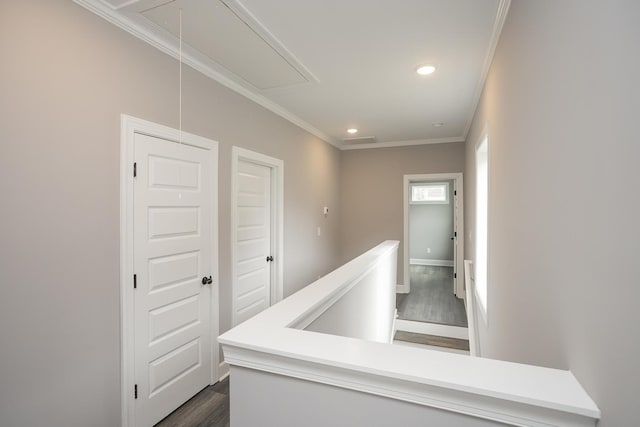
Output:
[[396, 265, 468, 327]]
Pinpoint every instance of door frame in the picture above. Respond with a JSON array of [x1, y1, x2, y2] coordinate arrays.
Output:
[[400, 173, 464, 298], [231, 146, 284, 327], [120, 115, 219, 427]]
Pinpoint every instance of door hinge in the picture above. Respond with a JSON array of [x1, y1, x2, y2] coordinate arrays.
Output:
[[134, 384, 138, 399], [133, 162, 137, 177], [454, 273, 457, 279], [454, 232, 457, 237], [454, 190, 457, 196], [133, 274, 137, 289]]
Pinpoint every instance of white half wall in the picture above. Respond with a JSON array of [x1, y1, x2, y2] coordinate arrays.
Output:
[[231, 366, 506, 427], [305, 246, 397, 343]]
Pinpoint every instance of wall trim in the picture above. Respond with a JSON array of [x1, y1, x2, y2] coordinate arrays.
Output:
[[72, 0, 338, 147], [340, 137, 465, 151], [73, 0, 510, 151], [391, 309, 398, 342], [231, 146, 284, 327], [410, 258, 454, 267], [464, 260, 481, 357], [224, 346, 597, 427], [462, 0, 511, 140], [120, 115, 219, 427], [474, 124, 490, 327], [218, 361, 230, 382], [395, 319, 469, 341], [396, 283, 409, 294]]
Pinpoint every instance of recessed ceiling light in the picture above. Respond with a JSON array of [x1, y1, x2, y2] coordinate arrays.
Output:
[[347, 128, 358, 134], [416, 65, 436, 76], [432, 122, 445, 127]]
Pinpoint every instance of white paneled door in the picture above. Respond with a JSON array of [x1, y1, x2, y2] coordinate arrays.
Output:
[[133, 133, 214, 426], [234, 160, 272, 325]]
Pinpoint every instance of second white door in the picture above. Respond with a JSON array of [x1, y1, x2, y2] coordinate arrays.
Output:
[[234, 160, 272, 325]]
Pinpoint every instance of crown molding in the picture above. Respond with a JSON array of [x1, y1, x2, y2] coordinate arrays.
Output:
[[72, 0, 339, 147], [340, 137, 465, 151], [74, 0, 511, 151], [462, 0, 511, 140]]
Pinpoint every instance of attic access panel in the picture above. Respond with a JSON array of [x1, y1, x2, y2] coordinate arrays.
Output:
[[140, 0, 314, 90]]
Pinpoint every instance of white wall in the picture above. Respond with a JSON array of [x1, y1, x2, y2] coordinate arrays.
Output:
[[0, 2, 341, 426], [230, 366, 505, 427], [464, 1, 640, 426]]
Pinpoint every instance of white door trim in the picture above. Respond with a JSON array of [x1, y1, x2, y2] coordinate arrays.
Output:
[[231, 146, 284, 327], [463, 259, 481, 357], [120, 115, 219, 427], [401, 173, 464, 298]]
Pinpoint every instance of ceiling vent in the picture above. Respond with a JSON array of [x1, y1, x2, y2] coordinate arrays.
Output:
[[343, 136, 377, 145]]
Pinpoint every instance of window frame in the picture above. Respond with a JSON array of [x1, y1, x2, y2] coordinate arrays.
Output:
[[475, 129, 489, 324], [409, 181, 450, 205]]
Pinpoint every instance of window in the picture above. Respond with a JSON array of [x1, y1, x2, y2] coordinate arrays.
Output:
[[410, 182, 449, 204], [475, 134, 489, 321]]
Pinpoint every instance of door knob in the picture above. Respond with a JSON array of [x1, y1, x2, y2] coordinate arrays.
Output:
[[266, 256, 274, 262], [201, 276, 213, 285]]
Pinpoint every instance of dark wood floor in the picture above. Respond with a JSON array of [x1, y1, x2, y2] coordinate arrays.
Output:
[[155, 378, 229, 427], [396, 265, 468, 327]]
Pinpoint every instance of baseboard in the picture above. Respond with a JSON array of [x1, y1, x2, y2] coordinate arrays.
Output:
[[218, 360, 230, 382], [395, 319, 468, 340], [410, 258, 454, 267], [396, 283, 409, 294]]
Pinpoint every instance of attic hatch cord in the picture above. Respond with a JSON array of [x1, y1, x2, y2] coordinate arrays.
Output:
[[179, 8, 183, 145]]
